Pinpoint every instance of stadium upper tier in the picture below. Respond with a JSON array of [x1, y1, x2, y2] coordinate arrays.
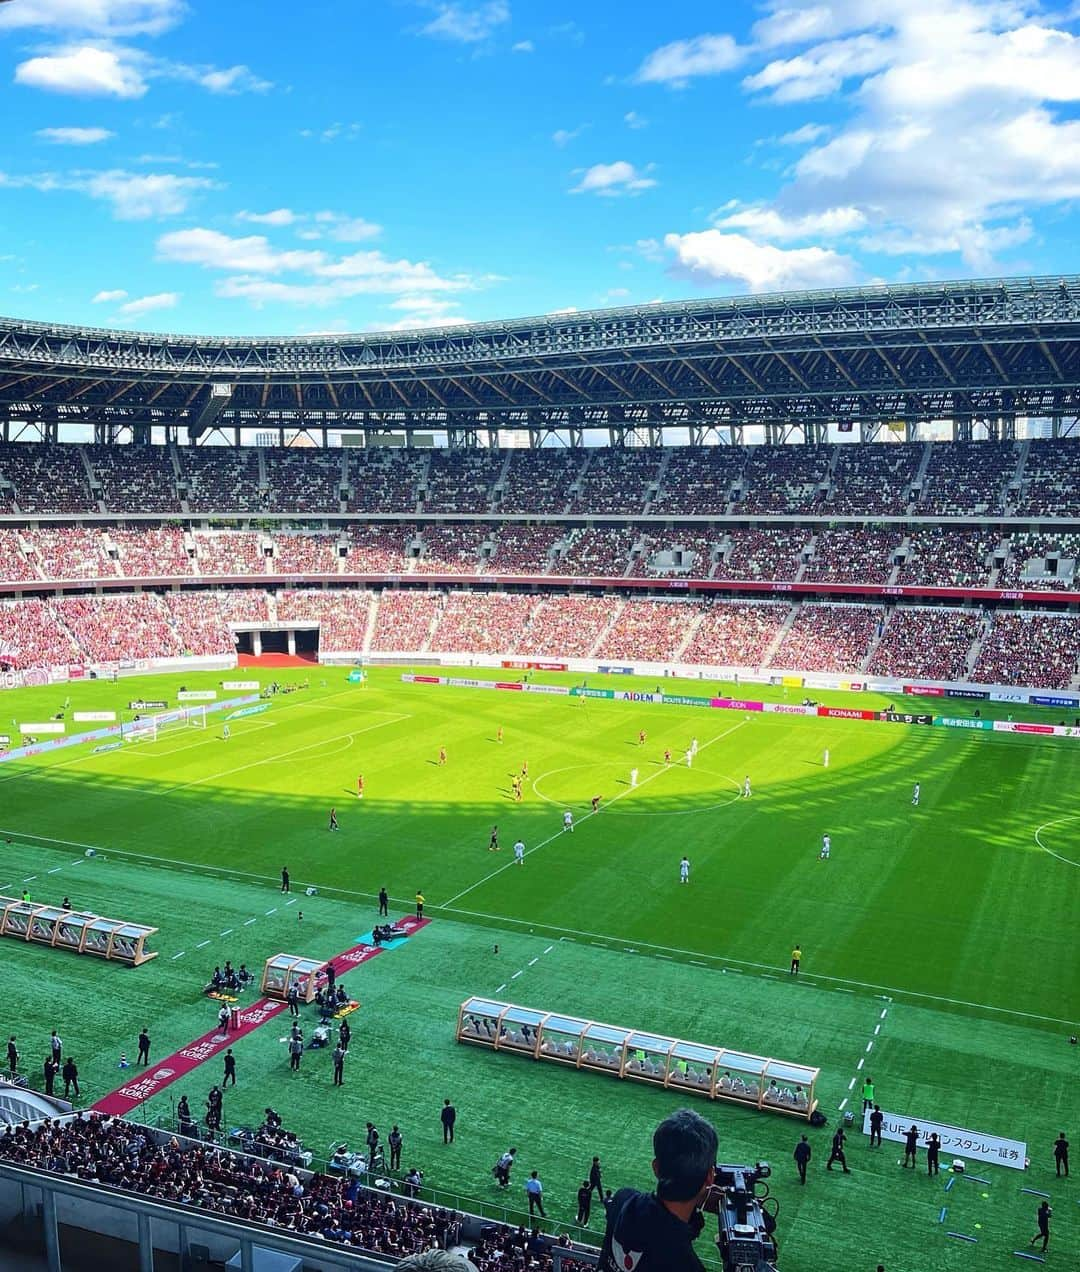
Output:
[[2, 438, 1080, 520], [1, 275, 1078, 433]]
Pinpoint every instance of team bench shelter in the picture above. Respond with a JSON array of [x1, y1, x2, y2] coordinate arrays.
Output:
[[0, 897, 158, 965], [458, 997, 820, 1119]]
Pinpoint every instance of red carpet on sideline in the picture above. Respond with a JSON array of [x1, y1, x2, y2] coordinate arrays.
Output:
[[92, 915, 430, 1117], [237, 652, 317, 668]]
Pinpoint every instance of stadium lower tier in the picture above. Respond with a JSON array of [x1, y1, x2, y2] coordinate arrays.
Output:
[[1, 588, 1078, 690]]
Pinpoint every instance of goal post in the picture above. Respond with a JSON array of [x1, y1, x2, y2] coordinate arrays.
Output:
[[185, 705, 207, 729]]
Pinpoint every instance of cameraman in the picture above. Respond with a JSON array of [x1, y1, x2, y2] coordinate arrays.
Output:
[[600, 1109, 717, 1272]]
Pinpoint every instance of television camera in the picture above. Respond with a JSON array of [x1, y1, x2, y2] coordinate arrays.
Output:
[[704, 1162, 779, 1272]]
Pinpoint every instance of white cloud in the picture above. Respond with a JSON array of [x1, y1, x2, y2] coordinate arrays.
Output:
[[624, 111, 648, 129], [419, 1, 510, 43], [635, 33, 745, 86], [664, 229, 859, 292], [117, 290, 179, 316], [743, 32, 893, 102], [571, 160, 657, 197], [81, 169, 215, 218], [552, 125, 586, 147], [36, 125, 114, 144], [156, 228, 325, 273], [547, 306, 578, 315], [777, 123, 829, 146], [237, 208, 297, 227], [91, 288, 128, 302], [0, 0, 184, 37], [195, 64, 272, 95], [299, 121, 362, 143], [313, 211, 382, 242], [512, 40, 534, 52], [712, 203, 867, 240], [15, 45, 147, 97]]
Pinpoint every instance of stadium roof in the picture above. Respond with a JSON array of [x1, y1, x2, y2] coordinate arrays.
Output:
[[1, 274, 1078, 439]]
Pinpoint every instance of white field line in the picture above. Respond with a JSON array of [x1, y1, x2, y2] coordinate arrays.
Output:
[[441, 720, 748, 908]]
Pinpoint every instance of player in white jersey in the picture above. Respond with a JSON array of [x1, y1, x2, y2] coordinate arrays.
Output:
[[911, 782, 920, 806], [222, 724, 230, 741], [630, 767, 639, 788], [513, 839, 525, 865], [820, 833, 831, 860], [685, 748, 693, 768], [742, 775, 751, 798], [691, 737, 699, 756], [823, 748, 829, 768], [563, 809, 574, 833], [679, 856, 690, 884]]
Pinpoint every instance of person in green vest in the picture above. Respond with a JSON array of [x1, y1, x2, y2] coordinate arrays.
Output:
[[862, 1076, 875, 1112]]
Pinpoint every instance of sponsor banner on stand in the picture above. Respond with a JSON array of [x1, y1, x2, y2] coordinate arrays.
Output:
[[523, 683, 571, 696], [1030, 694, 1079, 709], [129, 700, 168, 711], [781, 676, 804, 688], [570, 688, 615, 700], [712, 698, 765, 711], [994, 721, 1055, 736], [20, 722, 65, 734], [177, 690, 217, 702], [68, 665, 85, 680], [862, 1107, 1026, 1170], [501, 660, 568, 672], [73, 711, 116, 723], [878, 712, 935, 725], [816, 706, 876, 721], [945, 688, 989, 700], [989, 691, 1026, 703], [661, 694, 714, 708], [937, 717, 995, 731], [0, 735, 8, 745], [902, 684, 945, 697], [614, 691, 662, 703], [222, 680, 260, 691], [765, 703, 818, 716], [598, 665, 634, 675]]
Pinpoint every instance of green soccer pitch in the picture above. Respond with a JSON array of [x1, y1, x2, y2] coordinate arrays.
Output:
[[0, 666, 1077, 1272]]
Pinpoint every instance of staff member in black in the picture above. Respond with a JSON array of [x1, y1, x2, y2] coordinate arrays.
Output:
[[137, 1028, 151, 1066], [869, 1105, 884, 1148], [62, 1058, 79, 1098], [1053, 1131, 1069, 1177], [589, 1155, 604, 1196], [325, 962, 336, 999], [43, 1056, 57, 1096], [577, 1180, 593, 1226], [388, 1125, 403, 1171], [6, 1037, 18, 1078], [926, 1133, 940, 1176], [794, 1135, 811, 1184], [378, 887, 389, 917], [441, 1098, 456, 1143], [223, 1049, 236, 1087], [902, 1125, 919, 1168], [339, 1019, 351, 1051], [332, 1044, 345, 1086], [826, 1127, 850, 1173], [1030, 1200, 1051, 1253], [281, 867, 290, 893]]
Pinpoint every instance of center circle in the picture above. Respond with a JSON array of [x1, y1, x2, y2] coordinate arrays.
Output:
[[1033, 815, 1080, 868], [531, 762, 743, 817]]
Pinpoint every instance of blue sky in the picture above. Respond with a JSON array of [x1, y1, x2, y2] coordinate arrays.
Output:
[[0, 0, 1077, 336]]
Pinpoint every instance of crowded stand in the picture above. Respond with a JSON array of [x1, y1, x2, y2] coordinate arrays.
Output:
[[263, 448, 343, 514], [803, 528, 897, 585], [649, 446, 742, 515], [215, 589, 273, 625], [1014, 439, 1080, 517], [738, 445, 830, 513], [0, 597, 80, 667], [111, 527, 193, 578], [896, 528, 997, 589], [770, 603, 883, 673], [56, 594, 183, 662], [570, 448, 662, 514], [497, 449, 581, 515], [343, 523, 412, 573], [998, 533, 1080, 591], [276, 588, 372, 652], [272, 532, 340, 574], [682, 600, 789, 668], [346, 450, 424, 514], [0, 443, 94, 514], [826, 443, 922, 516], [714, 528, 805, 581], [628, 531, 718, 578], [429, 591, 537, 654], [414, 523, 489, 575], [86, 444, 181, 514], [163, 592, 235, 656], [422, 451, 501, 513], [180, 447, 264, 513], [596, 599, 693, 662], [972, 611, 1080, 689], [917, 441, 1015, 515], [31, 526, 119, 580], [193, 531, 269, 576], [371, 590, 442, 651], [515, 594, 621, 659], [484, 524, 564, 574], [0, 528, 40, 583], [866, 607, 981, 682], [551, 527, 635, 577]]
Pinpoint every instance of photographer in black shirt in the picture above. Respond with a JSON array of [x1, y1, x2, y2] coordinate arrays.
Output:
[[600, 1109, 718, 1272]]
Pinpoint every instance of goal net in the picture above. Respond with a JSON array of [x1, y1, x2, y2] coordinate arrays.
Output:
[[122, 705, 206, 743]]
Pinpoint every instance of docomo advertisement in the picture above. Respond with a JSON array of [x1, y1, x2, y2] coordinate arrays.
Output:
[[19, 722, 65, 734], [862, 1107, 1026, 1171], [73, 711, 116, 723]]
